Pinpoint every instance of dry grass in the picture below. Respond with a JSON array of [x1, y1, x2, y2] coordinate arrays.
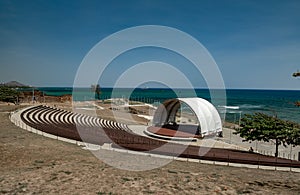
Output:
[[1, 104, 300, 194]]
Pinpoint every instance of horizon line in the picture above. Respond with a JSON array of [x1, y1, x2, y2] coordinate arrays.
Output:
[[30, 86, 300, 91]]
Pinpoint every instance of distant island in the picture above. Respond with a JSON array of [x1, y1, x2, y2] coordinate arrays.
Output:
[[0, 81, 71, 104], [0, 81, 30, 88]]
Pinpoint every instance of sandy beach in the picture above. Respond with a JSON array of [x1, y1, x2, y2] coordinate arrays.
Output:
[[1, 103, 300, 194]]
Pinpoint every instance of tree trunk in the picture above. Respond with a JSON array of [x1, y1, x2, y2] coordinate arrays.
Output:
[[275, 139, 279, 157]]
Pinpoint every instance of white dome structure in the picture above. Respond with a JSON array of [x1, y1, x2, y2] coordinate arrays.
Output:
[[152, 98, 222, 137]]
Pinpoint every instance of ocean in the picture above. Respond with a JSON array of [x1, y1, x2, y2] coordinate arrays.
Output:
[[37, 87, 300, 124]]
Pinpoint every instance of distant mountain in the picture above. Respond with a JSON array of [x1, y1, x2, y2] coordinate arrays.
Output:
[[0, 81, 30, 87]]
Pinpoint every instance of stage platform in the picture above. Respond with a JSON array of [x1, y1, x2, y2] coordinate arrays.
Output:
[[145, 126, 201, 142]]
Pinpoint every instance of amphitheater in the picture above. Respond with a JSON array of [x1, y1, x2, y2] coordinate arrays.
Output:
[[10, 103, 300, 170]]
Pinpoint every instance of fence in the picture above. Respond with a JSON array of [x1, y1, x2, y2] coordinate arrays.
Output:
[[222, 127, 300, 161]]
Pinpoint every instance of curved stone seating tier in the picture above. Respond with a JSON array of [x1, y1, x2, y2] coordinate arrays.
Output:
[[20, 105, 300, 168], [39, 108, 52, 124], [60, 111, 72, 125], [24, 105, 131, 131], [90, 117, 99, 127], [42, 107, 58, 124], [20, 105, 136, 144]]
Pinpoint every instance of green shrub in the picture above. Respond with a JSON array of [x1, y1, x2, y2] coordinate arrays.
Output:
[[0, 86, 19, 104]]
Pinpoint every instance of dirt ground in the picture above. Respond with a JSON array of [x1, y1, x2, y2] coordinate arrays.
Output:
[[1, 104, 300, 195]]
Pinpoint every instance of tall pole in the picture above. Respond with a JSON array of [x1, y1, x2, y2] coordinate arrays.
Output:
[[290, 144, 292, 160], [239, 111, 242, 127]]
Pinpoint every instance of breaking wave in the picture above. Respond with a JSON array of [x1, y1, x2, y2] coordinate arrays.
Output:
[[218, 104, 263, 110]]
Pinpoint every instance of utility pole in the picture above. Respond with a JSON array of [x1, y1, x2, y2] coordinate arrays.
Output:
[[238, 111, 242, 127]]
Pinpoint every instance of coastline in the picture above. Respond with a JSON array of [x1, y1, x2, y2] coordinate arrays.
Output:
[[23, 87, 300, 124]]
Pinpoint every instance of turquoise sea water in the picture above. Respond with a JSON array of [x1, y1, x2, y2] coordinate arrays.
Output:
[[37, 87, 300, 124]]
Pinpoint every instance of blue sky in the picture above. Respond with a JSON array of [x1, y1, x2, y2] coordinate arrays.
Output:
[[0, 0, 300, 89]]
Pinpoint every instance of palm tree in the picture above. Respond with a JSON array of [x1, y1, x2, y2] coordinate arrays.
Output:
[[91, 84, 101, 100], [292, 71, 299, 107]]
